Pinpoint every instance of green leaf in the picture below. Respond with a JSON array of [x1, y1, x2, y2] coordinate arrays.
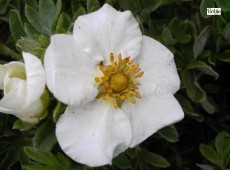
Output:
[[9, 10, 26, 41], [24, 23, 40, 37], [25, 0, 62, 37], [23, 165, 54, 170], [119, 0, 140, 13], [13, 119, 34, 131], [161, 27, 176, 46], [33, 119, 57, 151], [218, 50, 230, 63], [213, 0, 230, 12], [87, 0, 100, 13], [16, 37, 44, 57], [181, 69, 206, 103], [141, 149, 170, 168], [200, 144, 221, 167], [215, 132, 230, 167], [24, 0, 38, 8], [175, 94, 196, 115], [223, 23, 230, 42], [200, 0, 215, 18], [169, 18, 191, 44], [174, 51, 190, 68], [0, 0, 10, 14], [0, 146, 21, 170], [24, 147, 60, 165], [52, 102, 66, 123], [113, 153, 132, 169], [186, 60, 219, 79], [196, 163, 215, 170], [73, 5, 87, 21], [158, 125, 179, 143], [201, 98, 215, 114], [23, 147, 73, 170], [176, 94, 205, 122], [55, 13, 72, 33], [193, 26, 212, 59], [56, 153, 72, 168], [139, 0, 162, 22], [126, 148, 139, 159]]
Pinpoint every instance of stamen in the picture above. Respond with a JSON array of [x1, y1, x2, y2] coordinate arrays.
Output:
[[130, 98, 136, 104], [113, 100, 118, 109], [95, 77, 100, 82], [110, 53, 114, 62], [135, 92, 142, 98], [136, 72, 144, 77], [94, 53, 144, 109]]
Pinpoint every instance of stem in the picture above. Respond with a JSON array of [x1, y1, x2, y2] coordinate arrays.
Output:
[[0, 43, 22, 60]]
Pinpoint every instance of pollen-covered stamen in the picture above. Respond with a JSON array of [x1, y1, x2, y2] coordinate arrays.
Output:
[[95, 53, 144, 108]]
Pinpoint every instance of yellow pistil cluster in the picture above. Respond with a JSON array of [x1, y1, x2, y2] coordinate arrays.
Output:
[[95, 53, 144, 109]]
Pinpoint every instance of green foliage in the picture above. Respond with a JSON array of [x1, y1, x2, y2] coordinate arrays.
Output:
[[199, 132, 230, 169], [213, 0, 230, 12], [140, 149, 170, 168], [0, 0, 10, 14], [13, 119, 35, 131], [158, 125, 179, 143], [9, 10, 26, 41], [181, 69, 206, 103], [193, 26, 212, 59], [23, 147, 73, 170], [87, 0, 100, 13], [25, 0, 62, 37], [112, 153, 132, 169], [33, 119, 57, 151]]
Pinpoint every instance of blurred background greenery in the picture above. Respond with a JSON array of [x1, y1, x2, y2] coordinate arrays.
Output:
[[0, 0, 230, 169]]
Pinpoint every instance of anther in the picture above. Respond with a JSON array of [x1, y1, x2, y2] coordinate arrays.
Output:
[[133, 81, 140, 85], [95, 77, 100, 82], [130, 98, 136, 104], [103, 81, 110, 88], [128, 59, 134, 64], [107, 89, 113, 94], [113, 101, 118, 109], [120, 95, 126, 100], [135, 92, 142, 98], [118, 53, 122, 64], [103, 96, 107, 100], [136, 72, 144, 77], [110, 53, 114, 62]]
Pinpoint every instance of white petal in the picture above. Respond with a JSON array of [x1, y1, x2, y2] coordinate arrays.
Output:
[[0, 57, 45, 123], [56, 101, 132, 167], [73, 4, 142, 62], [136, 36, 180, 96], [0, 76, 43, 123], [0, 78, 43, 123], [2, 62, 25, 95], [3, 76, 25, 95], [44, 34, 99, 106], [23, 52, 46, 107], [122, 87, 184, 147], [4, 61, 25, 73]]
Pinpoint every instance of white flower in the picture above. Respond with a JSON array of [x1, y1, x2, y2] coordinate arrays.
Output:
[[44, 4, 184, 167], [0, 52, 46, 123]]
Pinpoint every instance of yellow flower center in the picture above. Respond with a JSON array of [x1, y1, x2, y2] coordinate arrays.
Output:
[[10, 71, 26, 80], [110, 73, 128, 92], [95, 53, 144, 109]]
